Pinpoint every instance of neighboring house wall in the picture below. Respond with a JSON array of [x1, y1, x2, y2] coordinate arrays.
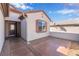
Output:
[[21, 19, 27, 40], [0, 9, 5, 52], [26, 12, 50, 41]]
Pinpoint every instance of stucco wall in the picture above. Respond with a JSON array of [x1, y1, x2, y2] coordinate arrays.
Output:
[[5, 11, 20, 22], [0, 9, 5, 52], [50, 26, 79, 41], [5, 21, 9, 37], [26, 12, 50, 41], [50, 26, 79, 33], [21, 19, 27, 40], [63, 27, 79, 33], [50, 32, 79, 41]]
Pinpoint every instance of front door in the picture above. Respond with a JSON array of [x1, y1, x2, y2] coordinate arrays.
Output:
[[9, 22, 17, 37]]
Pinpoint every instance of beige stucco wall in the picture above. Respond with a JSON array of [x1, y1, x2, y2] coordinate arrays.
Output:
[[50, 32, 79, 41], [5, 11, 21, 22], [63, 27, 79, 33], [26, 12, 50, 41], [0, 9, 5, 52], [21, 19, 27, 40], [50, 26, 79, 41], [50, 26, 79, 33]]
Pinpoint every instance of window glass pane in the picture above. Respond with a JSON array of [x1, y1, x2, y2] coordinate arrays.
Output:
[[10, 24, 15, 30], [36, 20, 47, 32]]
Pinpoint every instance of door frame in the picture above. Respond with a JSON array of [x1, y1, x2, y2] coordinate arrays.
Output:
[[5, 20, 21, 38]]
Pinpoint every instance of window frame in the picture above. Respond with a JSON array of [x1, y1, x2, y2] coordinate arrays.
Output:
[[36, 19, 47, 33]]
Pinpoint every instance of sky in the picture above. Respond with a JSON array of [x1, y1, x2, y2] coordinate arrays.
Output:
[[10, 3, 79, 23]]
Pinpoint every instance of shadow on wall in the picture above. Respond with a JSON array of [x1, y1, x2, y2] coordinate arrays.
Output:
[[59, 26, 67, 32]]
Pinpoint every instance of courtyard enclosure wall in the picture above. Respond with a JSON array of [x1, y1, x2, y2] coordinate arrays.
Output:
[[26, 12, 50, 41], [50, 32, 79, 41], [0, 9, 5, 52], [50, 26, 79, 33]]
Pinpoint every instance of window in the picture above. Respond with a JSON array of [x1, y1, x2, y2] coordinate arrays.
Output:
[[36, 20, 47, 32], [10, 24, 15, 30]]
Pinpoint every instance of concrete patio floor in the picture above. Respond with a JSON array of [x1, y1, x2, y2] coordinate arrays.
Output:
[[0, 36, 79, 56]]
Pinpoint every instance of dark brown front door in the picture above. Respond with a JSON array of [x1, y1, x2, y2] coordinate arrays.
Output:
[[9, 22, 17, 37], [5, 21, 21, 38]]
